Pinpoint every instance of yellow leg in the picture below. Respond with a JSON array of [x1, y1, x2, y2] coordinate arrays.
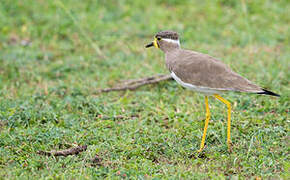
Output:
[[198, 96, 210, 152], [214, 94, 232, 151]]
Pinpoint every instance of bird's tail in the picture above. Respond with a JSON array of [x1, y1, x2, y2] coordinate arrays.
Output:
[[257, 89, 280, 97]]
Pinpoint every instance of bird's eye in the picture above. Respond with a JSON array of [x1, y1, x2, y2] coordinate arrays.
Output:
[[157, 37, 161, 40]]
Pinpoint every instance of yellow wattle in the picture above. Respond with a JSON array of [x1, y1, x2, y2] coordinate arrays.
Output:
[[153, 38, 159, 48]]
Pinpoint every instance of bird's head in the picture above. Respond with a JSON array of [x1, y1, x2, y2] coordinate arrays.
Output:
[[145, 30, 180, 52]]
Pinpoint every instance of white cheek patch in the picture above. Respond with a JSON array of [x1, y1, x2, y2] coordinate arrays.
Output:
[[162, 38, 180, 46]]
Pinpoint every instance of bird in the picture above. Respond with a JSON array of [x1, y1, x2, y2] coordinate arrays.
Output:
[[145, 30, 280, 152]]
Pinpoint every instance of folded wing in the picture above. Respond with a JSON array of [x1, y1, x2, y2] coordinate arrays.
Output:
[[171, 50, 263, 93]]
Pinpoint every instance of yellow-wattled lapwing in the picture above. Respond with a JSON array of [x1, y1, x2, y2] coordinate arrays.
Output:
[[145, 30, 280, 152]]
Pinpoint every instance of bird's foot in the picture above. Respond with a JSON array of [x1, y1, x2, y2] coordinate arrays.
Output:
[[197, 148, 203, 153], [196, 145, 206, 155], [227, 141, 232, 153], [189, 149, 206, 159]]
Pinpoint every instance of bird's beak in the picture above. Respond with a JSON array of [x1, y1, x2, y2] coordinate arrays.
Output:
[[145, 42, 154, 48], [145, 38, 159, 48]]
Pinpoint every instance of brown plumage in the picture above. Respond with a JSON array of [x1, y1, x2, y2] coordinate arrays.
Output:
[[166, 49, 262, 93]]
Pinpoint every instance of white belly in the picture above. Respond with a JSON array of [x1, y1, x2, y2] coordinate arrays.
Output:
[[170, 71, 222, 95]]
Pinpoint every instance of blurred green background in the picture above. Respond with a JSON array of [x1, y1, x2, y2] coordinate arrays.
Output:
[[0, 0, 289, 179]]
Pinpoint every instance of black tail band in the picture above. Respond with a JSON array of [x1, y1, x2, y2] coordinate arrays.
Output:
[[257, 89, 280, 97]]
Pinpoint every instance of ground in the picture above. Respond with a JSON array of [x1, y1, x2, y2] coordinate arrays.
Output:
[[0, 0, 289, 179]]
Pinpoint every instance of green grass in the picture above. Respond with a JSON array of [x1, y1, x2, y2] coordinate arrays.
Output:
[[0, 0, 289, 179]]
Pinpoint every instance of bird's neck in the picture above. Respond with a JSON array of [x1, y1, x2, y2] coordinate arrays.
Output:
[[161, 45, 181, 53]]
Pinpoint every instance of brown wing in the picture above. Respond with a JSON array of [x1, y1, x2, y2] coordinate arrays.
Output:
[[169, 50, 262, 93]]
